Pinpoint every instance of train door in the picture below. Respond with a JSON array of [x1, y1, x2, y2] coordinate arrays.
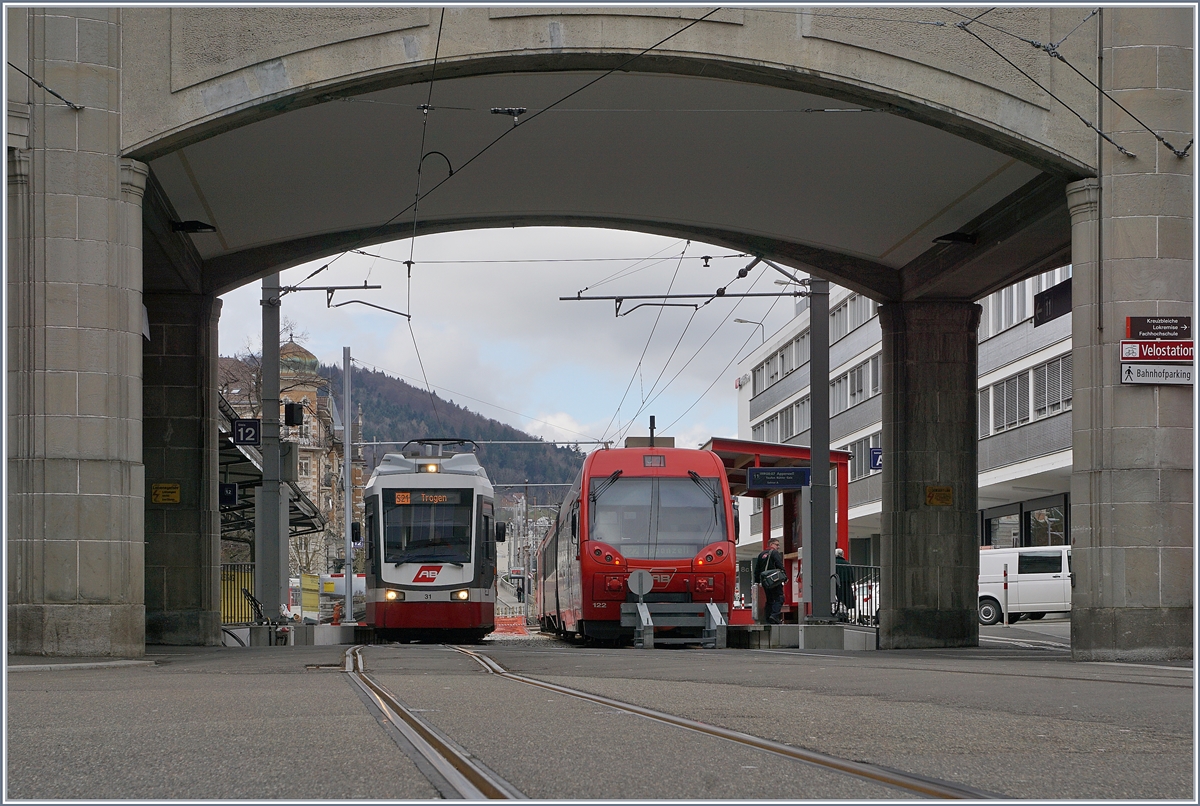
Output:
[[364, 495, 379, 578], [565, 498, 582, 626], [477, 496, 497, 588]]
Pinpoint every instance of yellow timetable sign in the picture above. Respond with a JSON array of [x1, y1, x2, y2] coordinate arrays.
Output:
[[151, 483, 181, 504], [925, 486, 953, 506]]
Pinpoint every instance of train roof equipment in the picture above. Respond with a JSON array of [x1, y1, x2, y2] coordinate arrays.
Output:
[[371, 439, 489, 480]]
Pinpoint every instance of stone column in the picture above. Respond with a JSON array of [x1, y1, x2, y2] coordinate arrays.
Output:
[[7, 9, 146, 656], [878, 302, 981, 649], [142, 294, 222, 645], [1068, 8, 1194, 661]]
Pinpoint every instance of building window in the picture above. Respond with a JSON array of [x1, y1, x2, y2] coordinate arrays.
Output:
[[978, 266, 1071, 341], [841, 432, 881, 482], [779, 405, 793, 441], [830, 374, 848, 416], [794, 330, 810, 366], [794, 396, 810, 435], [298, 456, 311, 477], [830, 293, 879, 343], [752, 422, 765, 442], [990, 372, 1030, 432], [980, 354, 1071, 436], [830, 354, 881, 416], [1033, 354, 1073, 419]]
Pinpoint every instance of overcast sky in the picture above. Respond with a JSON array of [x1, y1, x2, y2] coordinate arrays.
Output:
[[217, 226, 804, 450]]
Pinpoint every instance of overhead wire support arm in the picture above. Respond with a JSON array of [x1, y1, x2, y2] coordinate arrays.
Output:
[[330, 299, 411, 319], [562, 290, 810, 318]]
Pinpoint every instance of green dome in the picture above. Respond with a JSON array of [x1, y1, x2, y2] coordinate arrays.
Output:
[[280, 340, 319, 375]]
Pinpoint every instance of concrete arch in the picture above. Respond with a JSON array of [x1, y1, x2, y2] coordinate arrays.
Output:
[[8, 6, 1191, 659], [123, 6, 1103, 306]]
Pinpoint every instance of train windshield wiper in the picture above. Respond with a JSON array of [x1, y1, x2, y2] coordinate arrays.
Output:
[[688, 471, 720, 506], [589, 469, 623, 503]]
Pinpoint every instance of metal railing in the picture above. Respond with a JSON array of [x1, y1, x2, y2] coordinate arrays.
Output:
[[221, 563, 256, 624], [833, 564, 880, 627]]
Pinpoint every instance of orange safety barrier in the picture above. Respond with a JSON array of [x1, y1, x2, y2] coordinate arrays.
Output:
[[492, 616, 528, 636]]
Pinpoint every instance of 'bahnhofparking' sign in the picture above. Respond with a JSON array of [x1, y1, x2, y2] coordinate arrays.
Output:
[[1120, 336, 1194, 386]]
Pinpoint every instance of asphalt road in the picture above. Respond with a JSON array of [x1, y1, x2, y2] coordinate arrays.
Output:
[[7, 627, 1193, 800]]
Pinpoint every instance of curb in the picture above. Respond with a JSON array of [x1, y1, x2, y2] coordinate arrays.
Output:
[[8, 660, 156, 673]]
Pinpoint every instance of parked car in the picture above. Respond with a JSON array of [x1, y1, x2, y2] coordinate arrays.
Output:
[[978, 546, 1071, 625], [839, 546, 1073, 626]]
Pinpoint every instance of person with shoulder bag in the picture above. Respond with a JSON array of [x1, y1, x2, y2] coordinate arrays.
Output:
[[754, 537, 786, 624]]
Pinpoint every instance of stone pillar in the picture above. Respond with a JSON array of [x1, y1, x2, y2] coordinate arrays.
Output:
[[142, 294, 223, 645], [878, 302, 981, 649], [1068, 8, 1194, 661], [7, 9, 146, 657]]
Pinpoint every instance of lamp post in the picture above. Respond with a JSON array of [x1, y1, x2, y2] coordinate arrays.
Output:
[[734, 318, 766, 344]]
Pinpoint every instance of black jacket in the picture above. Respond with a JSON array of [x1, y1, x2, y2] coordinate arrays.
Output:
[[754, 547, 784, 582]]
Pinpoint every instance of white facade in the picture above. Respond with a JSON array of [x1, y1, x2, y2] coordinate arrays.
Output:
[[737, 267, 1074, 565]]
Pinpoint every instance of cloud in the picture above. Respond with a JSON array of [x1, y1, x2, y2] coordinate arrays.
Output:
[[219, 227, 796, 443]]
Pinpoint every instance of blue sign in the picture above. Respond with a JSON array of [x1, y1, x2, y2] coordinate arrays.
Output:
[[232, 419, 261, 446], [219, 483, 238, 507], [869, 447, 883, 471], [746, 466, 810, 490]]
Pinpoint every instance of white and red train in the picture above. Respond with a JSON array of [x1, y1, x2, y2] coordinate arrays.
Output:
[[537, 444, 737, 642], [363, 439, 505, 643]]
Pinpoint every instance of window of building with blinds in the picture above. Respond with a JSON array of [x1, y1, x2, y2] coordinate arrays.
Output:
[[980, 354, 1071, 436], [841, 432, 881, 481]]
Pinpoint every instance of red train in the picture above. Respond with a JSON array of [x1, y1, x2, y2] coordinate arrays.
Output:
[[537, 444, 737, 642]]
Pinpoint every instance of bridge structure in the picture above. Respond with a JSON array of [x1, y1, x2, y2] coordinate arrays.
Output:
[[7, 6, 1192, 660]]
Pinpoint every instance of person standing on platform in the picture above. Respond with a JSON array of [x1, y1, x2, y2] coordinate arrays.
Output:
[[835, 547, 854, 614], [755, 537, 785, 625]]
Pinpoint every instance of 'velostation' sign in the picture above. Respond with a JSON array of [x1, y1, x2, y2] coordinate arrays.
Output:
[[1120, 318, 1193, 386]]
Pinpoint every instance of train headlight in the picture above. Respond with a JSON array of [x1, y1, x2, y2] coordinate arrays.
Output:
[[452, 589, 469, 601], [424, 464, 439, 473], [385, 590, 403, 601]]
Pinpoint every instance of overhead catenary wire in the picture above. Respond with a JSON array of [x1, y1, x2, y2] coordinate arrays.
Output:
[[636, 265, 771, 426], [293, 8, 723, 292], [613, 258, 768, 442], [399, 7, 449, 433], [598, 242, 691, 444], [7, 61, 84, 109], [951, 18, 1137, 158], [662, 291, 784, 434], [347, 246, 749, 267], [948, 7, 1189, 159]]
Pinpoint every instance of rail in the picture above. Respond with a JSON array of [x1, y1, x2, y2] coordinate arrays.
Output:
[[343, 647, 524, 799], [450, 645, 997, 799]]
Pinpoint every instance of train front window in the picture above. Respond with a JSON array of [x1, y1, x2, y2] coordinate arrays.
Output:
[[589, 477, 725, 560], [383, 488, 473, 564]]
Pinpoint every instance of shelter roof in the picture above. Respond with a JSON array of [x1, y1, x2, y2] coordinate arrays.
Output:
[[700, 436, 851, 497]]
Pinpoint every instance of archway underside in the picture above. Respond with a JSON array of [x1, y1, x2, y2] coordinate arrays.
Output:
[[140, 68, 1077, 301]]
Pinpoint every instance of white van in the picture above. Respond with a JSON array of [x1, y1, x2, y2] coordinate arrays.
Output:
[[978, 546, 1071, 625]]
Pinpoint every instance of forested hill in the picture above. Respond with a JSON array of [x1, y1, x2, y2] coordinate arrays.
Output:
[[320, 363, 585, 486]]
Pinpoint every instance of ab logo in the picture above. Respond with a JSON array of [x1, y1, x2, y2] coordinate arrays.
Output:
[[414, 566, 442, 582]]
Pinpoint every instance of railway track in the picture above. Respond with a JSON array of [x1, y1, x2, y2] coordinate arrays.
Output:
[[344, 646, 526, 799], [345, 644, 999, 800]]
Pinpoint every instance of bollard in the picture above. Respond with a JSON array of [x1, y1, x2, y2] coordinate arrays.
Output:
[[1002, 563, 1009, 628]]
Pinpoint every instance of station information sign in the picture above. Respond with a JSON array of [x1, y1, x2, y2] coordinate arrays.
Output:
[[1126, 316, 1190, 339], [746, 466, 811, 490], [1120, 323, 1193, 386], [1120, 340, 1194, 362]]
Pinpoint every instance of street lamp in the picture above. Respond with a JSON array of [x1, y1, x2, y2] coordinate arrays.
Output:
[[734, 318, 765, 344]]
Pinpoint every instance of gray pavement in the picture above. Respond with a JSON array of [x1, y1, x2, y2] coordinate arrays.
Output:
[[6, 625, 1193, 800]]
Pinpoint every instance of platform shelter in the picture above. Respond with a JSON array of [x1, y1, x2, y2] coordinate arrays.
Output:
[[701, 437, 850, 622]]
